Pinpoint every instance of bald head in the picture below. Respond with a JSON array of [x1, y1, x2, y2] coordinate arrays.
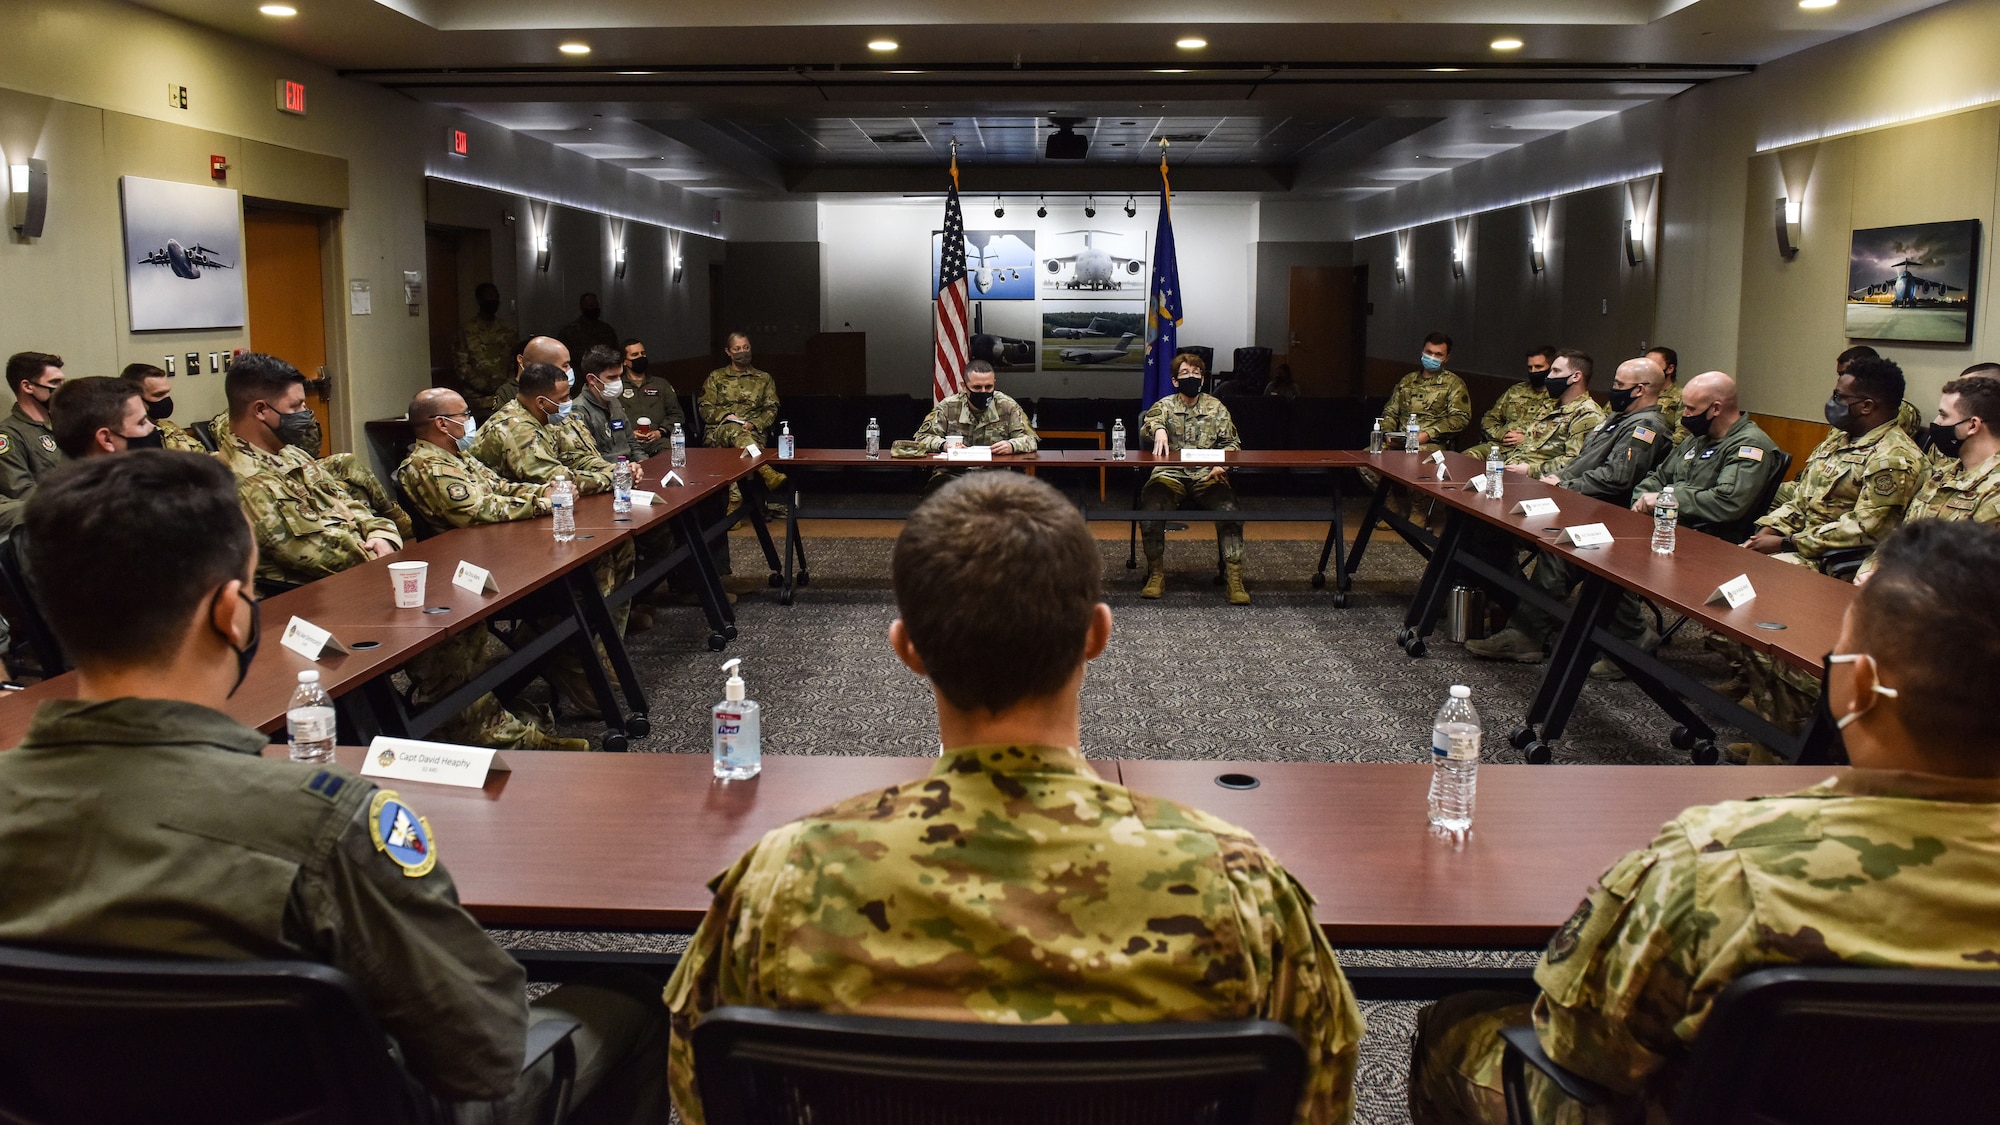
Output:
[[410, 387, 472, 450], [1610, 357, 1663, 415], [1619, 357, 1664, 391], [521, 336, 570, 372], [1679, 371, 1741, 437]]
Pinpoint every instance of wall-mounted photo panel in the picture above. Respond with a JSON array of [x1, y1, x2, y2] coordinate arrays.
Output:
[[1041, 303, 1145, 371], [1039, 229, 1148, 301], [966, 300, 1040, 371], [1846, 219, 1980, 345], [121, 176, 248, 332], [934, 229, 1037, 300]]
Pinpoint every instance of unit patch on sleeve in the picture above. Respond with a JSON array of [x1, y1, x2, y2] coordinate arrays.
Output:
[[368, 789, 438, 877]]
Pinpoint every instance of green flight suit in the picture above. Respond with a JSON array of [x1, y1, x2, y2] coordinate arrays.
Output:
[[573, 386, 638, 463], [1634, 414, 1784, 530], [0, 403, 64, 501], [620, 374, 685, 456]]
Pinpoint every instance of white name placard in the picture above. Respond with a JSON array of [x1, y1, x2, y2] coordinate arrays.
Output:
[[1469, 474, 1489, 494], [741, 443, 761, 458], [630, 488, 659, 504], [1429, 450, 1447, 465], [452, 561, 497, 595], [280, 616, 348, 660], [1559, 523, 1614, 548], [1180, 449, 1227, 463], [1513, 498, 1561, 518], [1707, 574, 1757, 609], [945, 446, 994, 462], [362, 736, 512, 789]]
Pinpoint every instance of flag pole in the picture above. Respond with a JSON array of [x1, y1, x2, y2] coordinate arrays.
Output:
[[949, 137, 960, 190]]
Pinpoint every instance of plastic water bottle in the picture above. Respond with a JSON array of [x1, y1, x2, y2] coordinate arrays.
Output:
[[670, 422, 686, 468], [1111, 419, 1126, 459], [550, 474, 575, 543], [1652, 485, 1679, 555], [712, 659, 762, 780], [287, 671, 336, 763], [1428, 685, 1481, 842], [1369, 417, 1385, 454], [612, 457, 633, 515], [777, 421, 795, 459], [865, 417, 880, 458], [1485, 448, 1505, 500], [1404, 413, 1422, 454]]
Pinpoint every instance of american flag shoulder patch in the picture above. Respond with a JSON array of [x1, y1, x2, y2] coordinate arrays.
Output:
[[1739, 445, 1766, 461]]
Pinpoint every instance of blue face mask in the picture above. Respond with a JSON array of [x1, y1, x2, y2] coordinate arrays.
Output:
[[1420, 354, 1444, 372], [453, 415, 479, 452], [539, 397, 574, 424]]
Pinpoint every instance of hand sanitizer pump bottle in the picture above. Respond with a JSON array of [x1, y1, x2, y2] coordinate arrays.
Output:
[[712, 658, 762, 780]]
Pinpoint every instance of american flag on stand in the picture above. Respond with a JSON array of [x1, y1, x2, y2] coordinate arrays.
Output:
[[932, 152, 969, 403]]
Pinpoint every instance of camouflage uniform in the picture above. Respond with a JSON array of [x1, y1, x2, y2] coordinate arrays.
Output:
[[1655, 380, 1687, 445], [908, 390, 1039, 454], [216, 426, 402, 588], [620, 374, 686, 457], [468, 399, 617, 496], [1894, 398, 1923, 438], [1138, 393, 1244, 566], [1467, 380, 1549, 461], [663, 744, 1365, 1125], [156, 418, 209, 454], [698, 365, 780, 449], [1855, 449, 2000, 581], [1382, 368, 1472, 453], [0, 403, 64, 500], [319, 451, 416, 542], [1753, 420, 1923, 571], [1410, 769, 2000, 1125], [1498, 394, 1606, 478], [453, 313, 518, 418]]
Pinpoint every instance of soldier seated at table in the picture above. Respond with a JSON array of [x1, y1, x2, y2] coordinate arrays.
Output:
[[619, 336, 685, 458], [49, 376, 160, 458], [118, 362, 209, 452], [1495, 350, 1606, 478], [1856, 375, 2000, 583], [893, 360, 1039, 489], [1643, 345, 1688, 444], [1139, 352, 1250, 605], [698, 331, 787, 511], [664, 472, 1363, 1125], [1365, 332, 1471, 527], [571, 345, 641, 464], [1410, 518, 2000, 1125], [1466, 357, 1674, 667], [1465, 344, 1557, 463], [0, 451, 666, 1121]]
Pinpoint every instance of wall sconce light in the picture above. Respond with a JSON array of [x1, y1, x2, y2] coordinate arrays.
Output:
[[535, 228, 551, 272], [610, 218, 627, 279], [1623, 175, 1657, 267], [1450, 216, 1472, 279], [1394, 230, 1409, 284], [1622, 219, 1644, 266], [614, 243, 627, 279], [672, 252, 685, 284], [1776, 197, 1802, 259], [10, 159, 48, 239], [1530, 231, 1548, 273]]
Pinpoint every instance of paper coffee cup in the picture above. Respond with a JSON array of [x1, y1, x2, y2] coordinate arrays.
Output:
[[389, 561, 428, 608], [637, 417, 652, 427]]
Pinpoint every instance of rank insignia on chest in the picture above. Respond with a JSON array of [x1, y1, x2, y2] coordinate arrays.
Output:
[[445, 481, 471, 502], [369, 790, 438, 877], [39, 435, 56, 453], [611, 419, 625, 431]]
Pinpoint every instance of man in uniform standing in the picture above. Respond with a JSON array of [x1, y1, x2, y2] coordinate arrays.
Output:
[[118, 363, 208, 452], [0, 351, 67, 500], [1466, 358, 1674, 666], [620, 336, 684, 458], [556, 291, 620, 363], [1137, 353, 1249, 605], [699, 331, 788, 507], [1466, 344, 1557, 462], [1412, 519, 2000, 1125], [0, 451, 665, 1120], [894, 359, 1038, 489], [664, 471, 1363, 1125], [452, 281, 518, 421], [1497, 350, 1605, 478]]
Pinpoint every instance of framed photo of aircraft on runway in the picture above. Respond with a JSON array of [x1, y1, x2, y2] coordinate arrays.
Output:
[[1846, 219, 1979, 345], [1040, 304, 1145, 371], [1040, 229, 1148, 301], [120, 175, 247, 332]]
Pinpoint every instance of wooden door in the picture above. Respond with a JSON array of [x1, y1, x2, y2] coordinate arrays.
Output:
[[1285, 266, 1356, 397], [244, 208, 330, 455], [425, 228, 461, 387]]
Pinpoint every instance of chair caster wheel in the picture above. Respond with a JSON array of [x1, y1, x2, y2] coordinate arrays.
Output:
[[1311, 572, 1326, 589], [1126, 559, 1138, 570], [625, 715, 651, 738], [724, 625, 739, 640], [1692, 741, 1720, 765], [602, 733, 628, 753], [1333, 592, 1349, 608], [1395, 626, 1413, 645], [779, 593, 794, 607], [1509, 727, 1537, 751], [1670, 725, 1697, 751], [1524, 741, 1553, 764], [797, 571, 811, 586], [707, 634, 727, 651], [767, 573, 783, 587], [1403, 637, 1428, 658]]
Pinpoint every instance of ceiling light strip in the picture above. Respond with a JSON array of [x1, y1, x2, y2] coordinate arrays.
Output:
[[424, 172, 717, 240], [1352, 166, 1663, 242], [1754, 90, 2000, 153]]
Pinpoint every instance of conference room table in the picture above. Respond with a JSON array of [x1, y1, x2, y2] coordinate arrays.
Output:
[[287, 746, 1814, 997], [1349, 450, 1851, 765]]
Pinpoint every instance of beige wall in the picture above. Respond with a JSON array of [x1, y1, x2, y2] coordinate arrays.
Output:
[[0, 0, 718, 452]]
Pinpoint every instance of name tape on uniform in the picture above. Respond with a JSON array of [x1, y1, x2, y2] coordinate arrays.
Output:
[[1558, 523, 1614, 548], [1179, 449, 1226, 463], [280, 616, 349, 660], [945, 446, 995, 462], [452, 561, 498, 595], [363, 735, 512, 789], [1707, 574, 1757, 609], [1512, 497, 1560, 517]]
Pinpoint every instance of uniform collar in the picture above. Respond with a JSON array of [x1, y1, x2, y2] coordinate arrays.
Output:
[[8, 402, 49, 431], [17, 698, 270, 757], [1712, 413, 1758, 447], [934, 743, 1100, 781], [1838, 418, 1901, 451], [1814, 768, 2000, 804], [1948, 449, 2000, 489], [216, 424, 307, 474]]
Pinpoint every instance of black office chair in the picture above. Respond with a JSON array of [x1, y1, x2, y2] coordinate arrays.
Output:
[[0, 525, 67, 677], [1499, 965, 2000, 1125], [189, 419, 223, 452], [693, 1007, 1305, 1125], [0, 943, 579, 1125], [393, 478, 438, 542]]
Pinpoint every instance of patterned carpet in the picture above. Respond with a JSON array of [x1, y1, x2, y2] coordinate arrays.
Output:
[[510, 507, 1750, 1124]]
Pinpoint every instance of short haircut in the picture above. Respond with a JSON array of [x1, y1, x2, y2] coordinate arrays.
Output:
[[25, 451, 253, 668], [1960, 362, 2000, 378], [1836, 345, 1880, 371], [966, 359, 995, 376], [891, 473, 1102, 713], [1855, 520, 2000, 753], [1646, 345, 1678, 371], [1526, 344, 1557, 364], [6, 351, 62, 392], [1423, 331, 1453, 351], [118, 362, 167, 384], [519, 361, 567, 398], [1556, 349, 1594, 381], [1942, 375, 2000, 427], [725, 331, 750, 347], [620, 337, 644, 351], [578, 345, 624, 378], [474, 281, 499, 298], [50, 378, 140, 458], [224, 352, 305, 415], [1844, 355, 1905, 408], [1172, 351, 1207, 376]]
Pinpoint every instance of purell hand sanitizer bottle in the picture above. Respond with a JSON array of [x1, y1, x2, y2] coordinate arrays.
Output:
[[712, 658, 762, 780]]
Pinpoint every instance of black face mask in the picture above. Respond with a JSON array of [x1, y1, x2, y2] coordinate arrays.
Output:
[[581, 306, 602, 321], [967, 390, 995, 412], [145, 396, 174, 421], [477, 299, 500, 317], [122, 430, 165, 451], [629, 356, 650, 375], [1607, 386, 1639, 414], [1545, 374, 1571, 400], [1682, 408, 1716, 439], [1528, 370, 1548, 390], [268, 406, 321, 451], [1177, 377, 1203, 398], [212, 589, 261, 697], [1930, 420, 1971, 460], [1824, 395, 1859, 434]]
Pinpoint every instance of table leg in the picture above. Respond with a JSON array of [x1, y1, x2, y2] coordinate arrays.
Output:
[[338, 687, 391, 744], [1312, 471, 1349, 604], [1341, 476, 1391, 584], [1514, 573, 1619, 762], [737, 474, 788, 583], [564, 569, 646, 750], [1396, 511, 1467, 657], [780, 479, 800, 605], [669, 509, 736, 651]]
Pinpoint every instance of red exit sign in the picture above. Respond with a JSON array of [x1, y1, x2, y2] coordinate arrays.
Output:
[[276, 79, 307, 116], [448, 128, 470, 157]]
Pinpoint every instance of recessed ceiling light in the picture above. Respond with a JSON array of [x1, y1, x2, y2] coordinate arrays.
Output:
[[1490, 37, 1524, 51], [1176, 36, 1207, 49], [1799, 0, 1836, 7], [558, 42, 591, 55], [868, 38, 899, 51], [258, 3, 297, 15]]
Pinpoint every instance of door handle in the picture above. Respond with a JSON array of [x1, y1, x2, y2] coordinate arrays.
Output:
[[305, 365, 334, 396]]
